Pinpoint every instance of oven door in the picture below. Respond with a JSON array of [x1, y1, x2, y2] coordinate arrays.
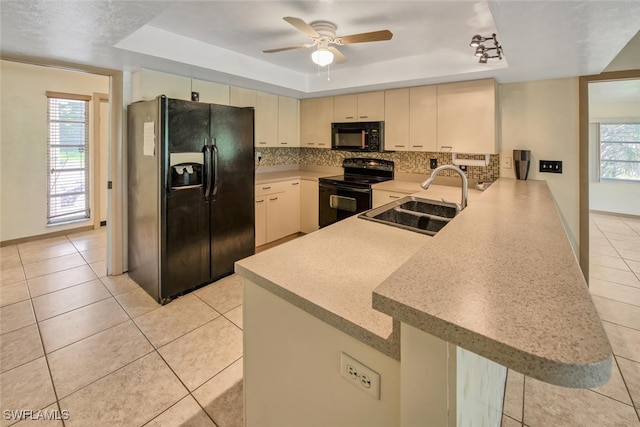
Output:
[[319, 182, 372, 228]]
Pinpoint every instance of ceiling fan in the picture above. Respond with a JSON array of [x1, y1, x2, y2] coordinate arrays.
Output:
[[263, 16, 393, 66]]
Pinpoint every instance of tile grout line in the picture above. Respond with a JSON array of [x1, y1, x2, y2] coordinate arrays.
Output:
[[110, 285, 222, 427]]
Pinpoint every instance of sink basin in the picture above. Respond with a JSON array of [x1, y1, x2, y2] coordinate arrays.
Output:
[[359, 196, 458, 236]]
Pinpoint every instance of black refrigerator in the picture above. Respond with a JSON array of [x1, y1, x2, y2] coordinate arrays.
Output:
[[127, 96, 255, 304]]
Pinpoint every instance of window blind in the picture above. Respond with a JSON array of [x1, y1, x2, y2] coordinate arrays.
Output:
[[47, 93, 91, 224]]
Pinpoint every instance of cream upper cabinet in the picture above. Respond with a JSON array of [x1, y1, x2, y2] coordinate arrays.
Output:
[[278, 96, 300, 147], [333, 92, 385, 122], [229, 87, 257, 108], [436, 79, 497, 154], [357, 91, 385, 121], [384, 88, 410, 151], [131, 69, 191, 102], [256, 91, 279, 147], [409, 85, 437, 152], [333, 94, 358, 122], [192, 80, 229, 105], [300, 97, 333, 149]]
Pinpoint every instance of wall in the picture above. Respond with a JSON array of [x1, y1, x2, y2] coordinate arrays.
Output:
[[588, 83, 640, 216], [499, 78, 581, 253], [0, 60, 109, 242]]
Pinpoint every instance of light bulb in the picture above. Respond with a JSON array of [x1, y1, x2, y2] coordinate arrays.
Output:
[[311, 49, 334, 67]]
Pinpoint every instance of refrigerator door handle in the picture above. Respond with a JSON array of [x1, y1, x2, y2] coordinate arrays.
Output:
[[212, 139, 219, 200], [203, 143, 212, 201]]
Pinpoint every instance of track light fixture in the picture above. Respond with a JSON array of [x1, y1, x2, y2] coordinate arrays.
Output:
[[470, 33, 503, 63]]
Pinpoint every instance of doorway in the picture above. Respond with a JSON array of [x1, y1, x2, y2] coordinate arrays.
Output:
[[93, 93, 109, 229], [579, 70, 640, 279]]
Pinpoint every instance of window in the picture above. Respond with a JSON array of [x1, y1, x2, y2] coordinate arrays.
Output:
[[47, 92, 91, 224], [599, 123, 640, 182]]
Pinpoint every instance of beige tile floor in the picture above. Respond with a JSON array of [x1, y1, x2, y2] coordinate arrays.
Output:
[[502, 212, 640, 426], [1, 227, 243, 427], [2, 213, 640, 427]]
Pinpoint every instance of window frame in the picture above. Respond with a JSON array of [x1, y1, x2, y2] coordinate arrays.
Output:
[[46, 91, 92, 225], [597, 122, 640, 183]]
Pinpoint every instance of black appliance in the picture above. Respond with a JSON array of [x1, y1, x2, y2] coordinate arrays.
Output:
[[331, 121, 385, 152], [127, 96, 255, 304], [319, 158, 394, 228]]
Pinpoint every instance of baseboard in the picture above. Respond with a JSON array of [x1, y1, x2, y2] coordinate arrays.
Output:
[[589, 210, 640, 220], [0, 225, 95, 247]]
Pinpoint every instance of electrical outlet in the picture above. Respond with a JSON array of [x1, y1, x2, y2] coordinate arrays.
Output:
[[429, 158, 438, 169], [256, 151, 262, 162], [340, 352, 381, 400], [502, 157, 512, 169]]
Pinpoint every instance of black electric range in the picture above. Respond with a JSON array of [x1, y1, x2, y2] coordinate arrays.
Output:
[[318, 158, 394, 228]]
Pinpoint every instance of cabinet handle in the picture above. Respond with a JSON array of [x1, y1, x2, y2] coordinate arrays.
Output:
[[395, 145, 405, 148], [412, 145, 423, 148], [270, 197, 278, 201], [256, 200, 264, 203], [292, 182, 299, 186], [440, 145, 453, 151], [345, 116, 354, 119], [307, 142, 315, 146], [318, 143, 326, 146], [258, 141, 267, 145], [262, 186, 271, 190], [389, 195, 400, 199], [280, 142, 288, 145], [359, 115, 369, 119]]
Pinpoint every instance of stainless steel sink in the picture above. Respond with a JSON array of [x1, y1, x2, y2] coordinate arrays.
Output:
[[359, 196, 458, 236]]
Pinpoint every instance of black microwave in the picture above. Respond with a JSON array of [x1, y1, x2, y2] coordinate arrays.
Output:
[[331, 121, 385, 152]]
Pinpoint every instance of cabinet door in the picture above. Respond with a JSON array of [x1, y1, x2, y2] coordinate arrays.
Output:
[[278, 96, 300, 147], [266, 194, 287, 242], [256, 91, 279, 147], [384, 89, 410, 151], [282, 180, 300, 236], [300, 98, 317, 147], [131, 69, 191, 102], [315, 97, 334, 148], [255, 195, 267, 247], [357, 91, 385, 121], [300, 97, 333, 148], [192, 80, 229, 105], [333, 94, 358, 122], [409, 85, 437, 152], [300, 180, 319, 233], [436, 79, 496, 154], [230, 87, 257, 108]]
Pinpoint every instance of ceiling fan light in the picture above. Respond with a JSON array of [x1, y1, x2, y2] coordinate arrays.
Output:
[[311, 48, 334, 66], [474, 45, 485, 57]]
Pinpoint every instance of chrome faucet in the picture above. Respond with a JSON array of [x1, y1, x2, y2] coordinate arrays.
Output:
[[420, 165, 468, 211]]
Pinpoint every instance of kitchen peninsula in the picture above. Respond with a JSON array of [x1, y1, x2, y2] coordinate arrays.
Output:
[[235, 178, 612, 427]]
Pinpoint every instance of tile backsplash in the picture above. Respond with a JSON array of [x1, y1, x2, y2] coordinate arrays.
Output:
[[256, 148, 500, 182]]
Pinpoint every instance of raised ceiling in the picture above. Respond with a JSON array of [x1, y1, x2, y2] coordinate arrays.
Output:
[[1, 1, 639, 98]]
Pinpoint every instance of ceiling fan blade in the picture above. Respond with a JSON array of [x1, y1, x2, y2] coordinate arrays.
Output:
[[338, 30, 393, 44], [263, 44, 312, 53], [328, 46, 348, 64], [283, 16, 319, 38]]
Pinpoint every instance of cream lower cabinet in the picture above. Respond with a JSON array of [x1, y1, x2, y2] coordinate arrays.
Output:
[[255, 180, 300, 246], [300, 179, 319, 233]]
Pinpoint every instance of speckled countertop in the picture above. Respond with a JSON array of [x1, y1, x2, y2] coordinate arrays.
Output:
[[236, 177, 612, 388], [373, 178, 611, 388]]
